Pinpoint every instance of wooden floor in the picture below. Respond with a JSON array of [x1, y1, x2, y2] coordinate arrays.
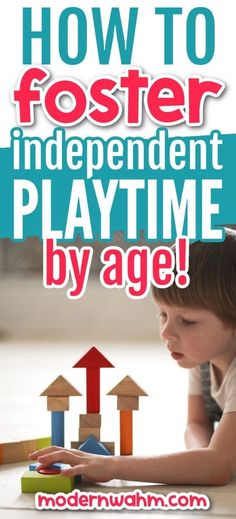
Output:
[[0, 341, 235, 518]]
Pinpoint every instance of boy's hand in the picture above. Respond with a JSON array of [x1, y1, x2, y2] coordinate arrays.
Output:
[[29, 446, 115, 482]]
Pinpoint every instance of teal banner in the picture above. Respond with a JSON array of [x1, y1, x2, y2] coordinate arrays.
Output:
[[0, 128, 235, 242]]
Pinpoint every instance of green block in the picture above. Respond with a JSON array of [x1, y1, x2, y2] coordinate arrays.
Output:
[[36, 437, 51, 449], [21, 470, 75, 494]]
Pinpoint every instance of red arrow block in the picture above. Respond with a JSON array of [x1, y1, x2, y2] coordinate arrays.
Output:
[[73, 347, 114, 369], [87, 368, 100, 413], [73, 347, 114, 413]]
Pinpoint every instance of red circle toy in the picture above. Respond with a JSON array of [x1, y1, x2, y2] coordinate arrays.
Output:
[[37, 466, 61, 475]]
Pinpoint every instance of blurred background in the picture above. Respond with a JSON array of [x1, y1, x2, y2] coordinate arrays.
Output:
[[0, 234, 159, 342]]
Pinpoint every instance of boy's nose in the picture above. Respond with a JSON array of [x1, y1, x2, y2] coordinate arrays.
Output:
[[161, 322, 178, 342]]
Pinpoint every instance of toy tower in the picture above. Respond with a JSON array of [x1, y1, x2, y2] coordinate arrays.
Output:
[[71, 346, 115, 454]]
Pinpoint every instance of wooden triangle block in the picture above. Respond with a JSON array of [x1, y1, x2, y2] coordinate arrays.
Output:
[[40, 375, 82, 397], [107, 375, 148, 397]]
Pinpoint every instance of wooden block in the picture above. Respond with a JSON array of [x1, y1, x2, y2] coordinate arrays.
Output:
[[41, 375, 81, 397], [52, 411, 64, 447], [108, 375, 148, 396], [47, 396, 69, 411], [29, 462, 39, 471], [79, 428, 100, 442], [36, 437, 51, 449], [120, 410, 133, 455], [71, 440, 115, 455], [79, 413, 101, 428], [21, 470, 75, 494], [102, 442, 115, 455], [3, 440, 36, 463], [71, 441, 80, 449], [117, 396, 139, 410], [73, 347, 114, 414], [79, 436, 112, 456], [0, 446, 3, 465], [0, 438, 50, 464]]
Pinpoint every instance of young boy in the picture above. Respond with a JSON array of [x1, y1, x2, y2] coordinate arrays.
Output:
[[30, 228, 236, 485]]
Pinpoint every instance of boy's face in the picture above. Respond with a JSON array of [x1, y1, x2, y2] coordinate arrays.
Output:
[[157, 303, 236, 369]]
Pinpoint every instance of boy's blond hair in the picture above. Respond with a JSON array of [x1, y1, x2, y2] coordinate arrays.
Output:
[[153, 228, 236, 327]]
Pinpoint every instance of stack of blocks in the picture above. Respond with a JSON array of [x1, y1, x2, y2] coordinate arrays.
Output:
[[70, 346, 115, 454], [21, 375, 82, 494], [79, 413, 101, 442], [108, 375, 148, 455], [40, 375, 82, 447], [19, 346, 148, 493], [70, 412, 115, 454]]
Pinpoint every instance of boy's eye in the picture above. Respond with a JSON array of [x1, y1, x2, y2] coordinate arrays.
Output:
[[182, 318, 196, 325]]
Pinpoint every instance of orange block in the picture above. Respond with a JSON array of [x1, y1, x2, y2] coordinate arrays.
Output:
[[120, 410, 133, 455]]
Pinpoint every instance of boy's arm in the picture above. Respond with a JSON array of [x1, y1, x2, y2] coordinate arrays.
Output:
[[110, 412, 236, 485], [184, 395, 214, 449], [30, 412, 236, 485]]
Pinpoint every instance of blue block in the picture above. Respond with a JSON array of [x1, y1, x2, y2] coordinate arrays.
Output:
[[51, 411, 64, 447], [29, 463, 39, 471], [79, 436, 112, 456]]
